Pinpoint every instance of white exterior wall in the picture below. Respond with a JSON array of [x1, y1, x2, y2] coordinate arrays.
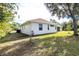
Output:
[[20, 22, 57, 35], [20, 24, 32, 35], [31, 23, 57, 35]]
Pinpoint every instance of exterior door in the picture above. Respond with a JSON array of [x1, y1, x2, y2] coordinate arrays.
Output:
[[57, 27, 60, 31]]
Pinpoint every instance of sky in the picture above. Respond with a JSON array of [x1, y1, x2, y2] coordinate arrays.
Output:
[[14, 2, 71, 24], [0, 0, 78, 24], [15, 3, 52, 24]]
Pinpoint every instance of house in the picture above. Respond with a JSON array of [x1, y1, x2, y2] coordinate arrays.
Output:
[[20, 18, 62, 35], [50, 19, 62, 31]]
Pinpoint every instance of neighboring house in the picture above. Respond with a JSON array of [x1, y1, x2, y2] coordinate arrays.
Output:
[[20, 18, 62, 35], [50, 19, 62, 31]]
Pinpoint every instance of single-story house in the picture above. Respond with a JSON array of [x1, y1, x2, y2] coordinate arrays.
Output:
[[20, 18, 62, 35]]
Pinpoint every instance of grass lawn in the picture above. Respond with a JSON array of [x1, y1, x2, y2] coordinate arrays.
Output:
[[0, 33, 28, 43], [0, 31, 73, 43], [1, 31, 79, 56], [37, 31, 74, 39]]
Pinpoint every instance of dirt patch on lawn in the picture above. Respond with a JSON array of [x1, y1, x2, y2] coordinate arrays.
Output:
[[0, 33, 29, 43], [0, 32, 40, 56], [0, 32, 79, 56]]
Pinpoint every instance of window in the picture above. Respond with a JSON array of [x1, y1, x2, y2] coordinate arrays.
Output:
[[39, 24, 43, 30], [50, 25, 54, 27], [48, 24, 49, 30]]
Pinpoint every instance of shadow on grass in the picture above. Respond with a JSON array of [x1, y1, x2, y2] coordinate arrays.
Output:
[[0, 35, 79, 56], [0, 33, 29, 43], [0, 31, 79, 56], [0, 40, 35, 56], [0, 38, 45, 56]]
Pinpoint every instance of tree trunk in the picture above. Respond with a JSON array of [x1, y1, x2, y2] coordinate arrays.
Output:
[[67, 4, 78, 36], [69, 12, 78, 36], [72, 16, 78, 36]]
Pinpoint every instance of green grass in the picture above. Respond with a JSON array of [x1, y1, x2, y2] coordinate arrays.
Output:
[[0, 31, 73, 43], [0, 33, 28, 43], [1, 31, 79, 56], [38, 31, 74, 39], [33, 34, 79, 56], [31, 31, 79, 56]]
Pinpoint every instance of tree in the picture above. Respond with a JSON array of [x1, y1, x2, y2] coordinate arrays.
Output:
[[0, 3, 18, 22], [45, 3, 79, 36], [0, 3, 18, 38], [62, 20, 73, 31], [66, 21, 72, 31], [62, 22, 67, 30], [11, 22, 20, 30]]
